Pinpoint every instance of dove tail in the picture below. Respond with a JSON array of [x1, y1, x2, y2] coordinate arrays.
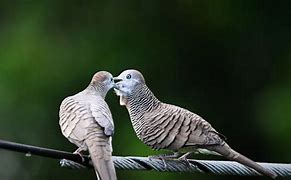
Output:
[[210, 143, 277, 179], [85, 136, 116, 180]]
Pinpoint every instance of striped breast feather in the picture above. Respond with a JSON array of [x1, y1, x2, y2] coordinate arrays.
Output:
[[183, 112, 225, 147], [142, 104, 187, 150]]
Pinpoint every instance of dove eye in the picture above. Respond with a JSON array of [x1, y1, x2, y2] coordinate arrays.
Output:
[[126, 74, 131, 79]]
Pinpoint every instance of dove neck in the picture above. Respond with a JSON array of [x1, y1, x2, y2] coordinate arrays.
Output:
[[87, 83, 107, 99], [127, 84, 160, 115]]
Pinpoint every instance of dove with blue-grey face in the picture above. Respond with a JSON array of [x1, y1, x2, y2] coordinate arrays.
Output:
[[59, 71, 117, 180], [114, 69, 277, 178]]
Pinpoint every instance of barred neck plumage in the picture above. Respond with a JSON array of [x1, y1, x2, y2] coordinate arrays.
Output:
[[127, 84, 160, 114], [126, 84, 160, 136], [86, 83, 107, 98]]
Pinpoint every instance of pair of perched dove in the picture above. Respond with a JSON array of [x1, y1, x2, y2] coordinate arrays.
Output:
[[59, 69, 277, 179]]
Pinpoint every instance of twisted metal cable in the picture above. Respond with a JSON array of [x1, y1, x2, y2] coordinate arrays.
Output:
[[0, 139, 290, 177], [60, 156, 291, 177]]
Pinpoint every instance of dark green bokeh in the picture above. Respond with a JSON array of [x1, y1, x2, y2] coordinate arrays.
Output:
[[0, 1, 290, 180]]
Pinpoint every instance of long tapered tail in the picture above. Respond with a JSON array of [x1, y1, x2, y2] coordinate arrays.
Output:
[[85, 138, 117, 180], [210, 143, 277, 179]]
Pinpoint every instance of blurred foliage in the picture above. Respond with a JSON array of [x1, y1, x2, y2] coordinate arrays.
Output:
[[0, 1, 290, 180]]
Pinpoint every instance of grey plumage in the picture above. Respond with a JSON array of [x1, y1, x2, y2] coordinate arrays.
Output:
[[114, 69, 277, 179], [59, 71, 117, 180]]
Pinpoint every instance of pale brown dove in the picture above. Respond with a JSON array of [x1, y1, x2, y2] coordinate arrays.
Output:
[[59, 71, 117, 180]]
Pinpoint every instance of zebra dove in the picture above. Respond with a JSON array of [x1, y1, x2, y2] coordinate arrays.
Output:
[[113, 69, 277, 178], [59, 71, 117, 180]]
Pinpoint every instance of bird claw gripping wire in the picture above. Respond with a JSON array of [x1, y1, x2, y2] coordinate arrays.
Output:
[[73, 148, 87, 163], [177, 152, 194, 167], [148, 152, 181, 170]]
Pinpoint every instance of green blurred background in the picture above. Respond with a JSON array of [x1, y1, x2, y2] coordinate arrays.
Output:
[[0, 1, 290, 180]]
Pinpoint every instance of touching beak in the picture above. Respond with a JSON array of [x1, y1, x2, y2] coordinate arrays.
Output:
[[113, 77, 123, 83]]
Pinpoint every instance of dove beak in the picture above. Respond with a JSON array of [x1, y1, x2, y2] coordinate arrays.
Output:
[[113, 77, 123, 83]]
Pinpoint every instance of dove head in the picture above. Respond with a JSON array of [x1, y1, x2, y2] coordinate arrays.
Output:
[[90, 71, 115, 97], [114, 69, 159, 112], [113, 69, 148, 106], [114, 69, 145, 95]]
